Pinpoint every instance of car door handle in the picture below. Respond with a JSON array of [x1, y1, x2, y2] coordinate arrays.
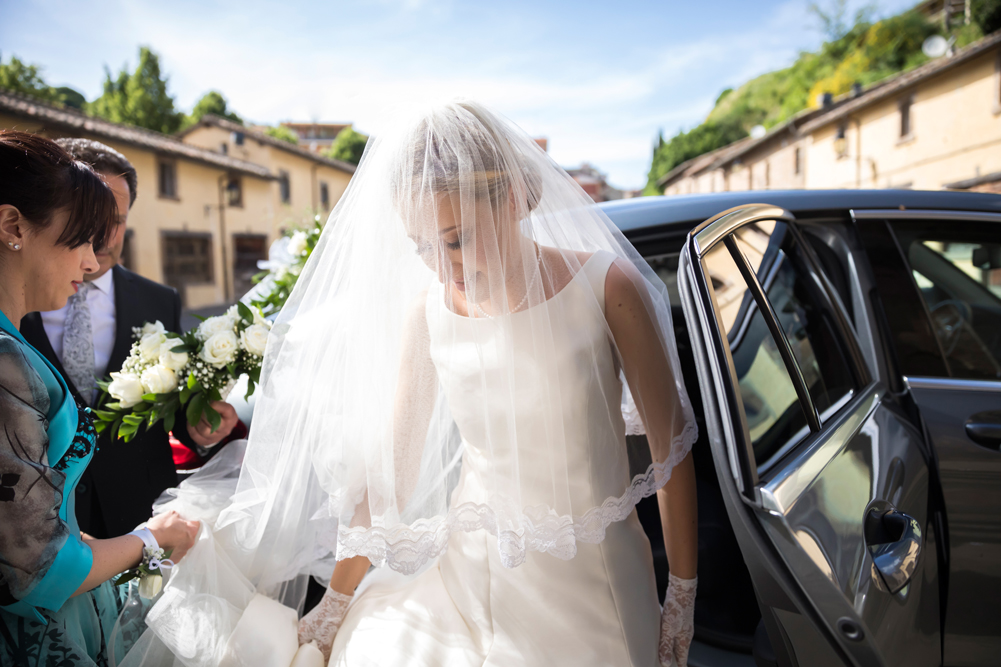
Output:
[[966, 410, 1001, 451], [864, 508, 922, 594]]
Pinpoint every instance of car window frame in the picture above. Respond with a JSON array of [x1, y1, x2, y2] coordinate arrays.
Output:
[[686, 206, 871, 497]]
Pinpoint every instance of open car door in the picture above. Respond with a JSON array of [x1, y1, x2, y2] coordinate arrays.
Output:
[[677, 205, 941, 667]]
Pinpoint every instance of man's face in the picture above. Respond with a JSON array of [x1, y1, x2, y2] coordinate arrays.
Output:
[[86, 172, 130, 281]]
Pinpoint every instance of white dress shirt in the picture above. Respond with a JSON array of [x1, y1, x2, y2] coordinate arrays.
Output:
[[42, 269, 117, 381]]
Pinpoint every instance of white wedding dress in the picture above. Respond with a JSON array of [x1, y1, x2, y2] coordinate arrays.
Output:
[[328, 250, 662, 667]]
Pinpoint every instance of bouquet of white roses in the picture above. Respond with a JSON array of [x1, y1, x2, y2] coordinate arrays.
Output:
[[93, 302, 271, 442]]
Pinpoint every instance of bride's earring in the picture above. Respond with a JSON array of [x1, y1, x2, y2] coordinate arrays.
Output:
[[7, 241, 19, 251]]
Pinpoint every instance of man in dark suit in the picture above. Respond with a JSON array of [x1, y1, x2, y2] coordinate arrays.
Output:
[[20, 138, 239, 538]]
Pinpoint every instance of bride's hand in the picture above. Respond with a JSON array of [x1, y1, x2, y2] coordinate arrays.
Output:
[[659, 573, 697, 667], [298, 586, 353, 662], [146, 511, 200, 562]]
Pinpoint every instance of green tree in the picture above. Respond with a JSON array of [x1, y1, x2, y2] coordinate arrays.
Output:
[[264, 125, 299, 144], [972, 0, 1001, 34], [56, 86, 86, 109], [185, 90, 242, 128], [325, 126, 368, 165], [0, 53, 62, 103], [89, 47, 184, 134]]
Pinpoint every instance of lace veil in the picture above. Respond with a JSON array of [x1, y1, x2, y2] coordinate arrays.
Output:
[[116, 100, 696, 665]]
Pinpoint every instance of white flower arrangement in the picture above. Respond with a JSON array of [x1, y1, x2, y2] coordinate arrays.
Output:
[[116, 545, 173, 599], [94, 302, 271, 442]]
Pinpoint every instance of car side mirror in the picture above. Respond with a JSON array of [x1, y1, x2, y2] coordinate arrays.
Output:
[[972, 244, 1001, 270]]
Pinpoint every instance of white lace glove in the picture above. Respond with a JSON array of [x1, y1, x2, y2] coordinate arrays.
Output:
[[659, 573, 697, 667], [297, 586, 352, 662]]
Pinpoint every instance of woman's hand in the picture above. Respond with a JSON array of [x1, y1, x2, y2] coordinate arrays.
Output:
[[147, 511, 200, 562], [659, 573, 697, 667], [298, 586, 353, 662]]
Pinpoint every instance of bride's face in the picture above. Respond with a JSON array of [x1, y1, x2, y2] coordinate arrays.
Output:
[[410, 192, 516, 305]]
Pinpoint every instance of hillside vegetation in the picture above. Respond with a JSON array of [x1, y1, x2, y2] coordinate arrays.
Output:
[[643, 6, 989, 194]]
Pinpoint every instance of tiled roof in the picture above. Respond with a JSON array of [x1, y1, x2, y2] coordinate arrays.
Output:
[[178, 115, 357, 174], [800, 29, 1001, 134], [0, 89, 274, 179]]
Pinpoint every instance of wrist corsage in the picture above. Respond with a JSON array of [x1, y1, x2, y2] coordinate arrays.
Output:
[[118, 527, 174, 598]]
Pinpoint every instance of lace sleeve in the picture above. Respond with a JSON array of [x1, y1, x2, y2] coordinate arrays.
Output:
[[0, 334, 73, 606]]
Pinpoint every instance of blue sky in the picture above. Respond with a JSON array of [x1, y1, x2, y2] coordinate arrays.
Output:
[[2, 0, 916, 188]]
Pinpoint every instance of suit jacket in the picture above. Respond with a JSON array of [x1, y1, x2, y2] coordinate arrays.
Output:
[[20, 264, 198, 538]]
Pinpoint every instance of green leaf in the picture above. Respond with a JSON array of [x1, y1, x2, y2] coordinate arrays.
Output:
[[237, 300, 255, 323], [142, 393, 157, 402], [92, 409, 118, 421], [164, 410, 176, 433], [192, 314, 208, 322], [208, 387, 222, 402], [95, 421, 109, 434], [226, 363, 237, 378], [179, 387, 192, 404], [204, 403, 222, 432], [122, 414, 144, 426], [186, 392, 207, 427]]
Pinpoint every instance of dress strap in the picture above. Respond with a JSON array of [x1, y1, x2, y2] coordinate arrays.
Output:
[[581, 250, 617, 314]]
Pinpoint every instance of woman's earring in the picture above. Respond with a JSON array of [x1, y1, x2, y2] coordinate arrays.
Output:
[[8, 242, 20, 251]]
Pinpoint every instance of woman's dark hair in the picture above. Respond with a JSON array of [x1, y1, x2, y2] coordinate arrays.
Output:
[[0, 130, 116, 250]]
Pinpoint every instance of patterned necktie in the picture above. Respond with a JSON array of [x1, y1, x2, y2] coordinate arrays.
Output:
[[63, 282, 96, 404]]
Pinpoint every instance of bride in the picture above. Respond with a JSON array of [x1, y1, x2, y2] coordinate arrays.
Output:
[[120, 100, 698, 667]]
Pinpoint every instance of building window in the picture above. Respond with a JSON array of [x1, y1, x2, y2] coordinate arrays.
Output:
[[793, 147, 801, 175], [232, 131, 245, 146], [279, 170, 291, 204], [233, 234, 268, 297], [899, 96, 913, 138], [226, 175, 243, 207], [162, 232, 214, 304], [158, 159, 178, 199], [765, 161, 771, 188], [320, 181, 330, 209], [220, 143, 228, 155]]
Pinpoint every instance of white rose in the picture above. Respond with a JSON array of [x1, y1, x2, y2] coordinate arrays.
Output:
[[108, 372, 145, 408], [139, 332, 165, 362], [197, 314, 235, 341], [240, 323, 270, 356], [138, 573, 163, 599], [141, 320, 166, 337], [141, 365, 178, 395], [200, 331, 239, 368], [159, 339, 189, 371], [287, 230, 308, 257]]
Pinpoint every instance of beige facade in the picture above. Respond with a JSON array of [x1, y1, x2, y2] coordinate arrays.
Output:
[[0, 94, 356, 310], [179, 116, 354, 225], [661, 31, 1001, 198]]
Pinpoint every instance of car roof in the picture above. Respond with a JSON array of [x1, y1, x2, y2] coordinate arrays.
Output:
[[597, 189, 1001, 233]]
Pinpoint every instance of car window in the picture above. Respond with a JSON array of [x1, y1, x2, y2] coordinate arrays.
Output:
[[891, 223, 1001, 381], [704, 221, 857, 472], [732, 223, 856, 416], [646, 252, 682, 305], [704, 240, 809, 469]]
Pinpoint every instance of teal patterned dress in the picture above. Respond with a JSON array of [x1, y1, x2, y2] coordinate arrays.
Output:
[[0, 310, 134, 667]]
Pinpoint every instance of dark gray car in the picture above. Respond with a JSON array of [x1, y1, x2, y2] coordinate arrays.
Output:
[[599, 190, 1001, 667]]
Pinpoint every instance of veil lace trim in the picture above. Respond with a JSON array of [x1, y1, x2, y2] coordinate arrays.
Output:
[[336, 419, 698, 574]]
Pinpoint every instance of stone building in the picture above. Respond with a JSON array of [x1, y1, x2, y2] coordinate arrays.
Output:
[[278, 121, 349, 154], [659, 30, 1001, 197], [0, 94, 356, 308]]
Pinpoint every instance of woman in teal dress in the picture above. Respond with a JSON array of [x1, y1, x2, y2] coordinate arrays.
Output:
[[0, 131, 200, 667]]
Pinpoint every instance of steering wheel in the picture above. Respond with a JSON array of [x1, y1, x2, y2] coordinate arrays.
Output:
[[929, 299, 1001, 376]]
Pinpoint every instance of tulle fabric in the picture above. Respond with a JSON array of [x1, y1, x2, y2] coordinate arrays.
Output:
[[114, 100, 696, 665]]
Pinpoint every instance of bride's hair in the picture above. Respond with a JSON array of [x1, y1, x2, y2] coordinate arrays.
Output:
[[390, 101, 544, 219]]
